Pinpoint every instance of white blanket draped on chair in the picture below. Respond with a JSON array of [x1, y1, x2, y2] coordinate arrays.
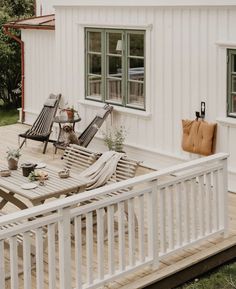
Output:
[[80, 151, 124, 190]]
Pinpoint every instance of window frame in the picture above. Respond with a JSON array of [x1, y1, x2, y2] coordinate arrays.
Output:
[[85, 27, 146, 111], [227, 49, 236, 118]]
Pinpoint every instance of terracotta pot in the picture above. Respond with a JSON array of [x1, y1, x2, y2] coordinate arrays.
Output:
[[66, 109, 74, 120], [8, 158, 18, 170]]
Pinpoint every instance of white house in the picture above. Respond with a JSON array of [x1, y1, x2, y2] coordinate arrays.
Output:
[[5, 0, 236, 190]]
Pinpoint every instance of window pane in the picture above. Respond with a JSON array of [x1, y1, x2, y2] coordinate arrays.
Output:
[[107, 32, 122, 55], [106, 79, 122, 103], [232, 75, 236, 92], [129, 58, 144, 81], [129, 34, 144, 57], [87, 76, 102, 100], [108, 56, 122, 78], [88, 54, 101, 75], [128, 81, 144, 108], [88, 31, 101, 52], [232, 54, 236, 73]]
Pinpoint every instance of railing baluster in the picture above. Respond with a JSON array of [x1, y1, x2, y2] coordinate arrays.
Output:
[[58, 208, 71, 289], [128, 198, 135, 267], [205, 172, 212, 234], [198, 175, 205, 237], [74, 216, 82, 289], [36, 228, 44, 289], [0, 240, 5, 289], [138, 194, 145, 263], [159, 188, 166, 253], [167, 185, 174, 250], [48, 224, 56, 289], [107, 205, 115, 275], [175, 183, 182, 247], [23, 232, 31, 289], [191, 178, 198, 240], [118, 201, 125, 271], [213, 170, 219, 231], [10, 236, 18, 289], [97, 208, 104, 281], [86, 212, 93, 285]]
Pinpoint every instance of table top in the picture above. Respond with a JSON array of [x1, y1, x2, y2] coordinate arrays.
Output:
[[54, 115, 81, 124], [0, 163, 88, 204]]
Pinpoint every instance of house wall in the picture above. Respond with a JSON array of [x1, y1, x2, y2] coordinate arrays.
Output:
[[36, 0, 55, 16], [53, 5, 236, 190], [22, 30, 57, 124], [23, 4, 236, 190]]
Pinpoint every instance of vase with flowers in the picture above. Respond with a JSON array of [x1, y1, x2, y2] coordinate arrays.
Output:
[[6, 148, 21, 170]]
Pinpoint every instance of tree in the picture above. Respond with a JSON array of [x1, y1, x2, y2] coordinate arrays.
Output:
[[0, 0, 34, 108]]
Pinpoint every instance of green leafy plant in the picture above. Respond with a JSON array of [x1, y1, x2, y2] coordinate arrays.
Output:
[[6, 148, 21, 161], [103, 126, 127, 152]]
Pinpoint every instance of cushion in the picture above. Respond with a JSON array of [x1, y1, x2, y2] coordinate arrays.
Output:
[[44, 98, 57, 107], [182, 119, 217, 156]]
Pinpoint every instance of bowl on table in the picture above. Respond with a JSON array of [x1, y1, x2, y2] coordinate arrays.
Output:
[[0, 170, 11, 177]]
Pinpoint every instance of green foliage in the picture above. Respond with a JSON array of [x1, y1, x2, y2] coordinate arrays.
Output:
[[178, 262, 236, 289], [0, 0, 34, 108], [6, 147, 21, 160], [0, 108, 18, 126], [103, 126, 127, 152]]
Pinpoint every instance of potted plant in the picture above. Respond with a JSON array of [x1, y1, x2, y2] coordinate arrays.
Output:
[[103, 126, 126, 152], [64, 106, 78, 120], [6, 148, 21, 170]]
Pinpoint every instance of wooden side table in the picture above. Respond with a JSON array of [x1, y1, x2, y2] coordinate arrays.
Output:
[[53, 115, 81, 153]]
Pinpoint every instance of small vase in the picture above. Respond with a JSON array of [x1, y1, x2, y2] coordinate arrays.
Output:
[[8, 158, 18, 170], [66, 110, 74, 120]]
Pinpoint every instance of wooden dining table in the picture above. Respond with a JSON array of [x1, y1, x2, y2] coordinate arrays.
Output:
[[0, 163, 88, 210]]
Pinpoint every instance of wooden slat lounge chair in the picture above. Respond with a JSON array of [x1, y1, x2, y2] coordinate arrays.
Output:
[[63, 144, 139, 190], [19, 93, 61, 154], [54, 104, 113, 152], [78, 104, 113, 147]]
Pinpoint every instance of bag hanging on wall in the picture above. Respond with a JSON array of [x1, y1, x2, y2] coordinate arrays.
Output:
[[182, 119, 217, 156]]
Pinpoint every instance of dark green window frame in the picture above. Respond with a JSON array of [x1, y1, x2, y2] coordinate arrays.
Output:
[[227, 49, 236, 117], [85, 28, 146, 111]]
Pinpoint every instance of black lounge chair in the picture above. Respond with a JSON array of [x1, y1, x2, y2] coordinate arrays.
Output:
[[54, 104, 113, 153], [78, 104, 113, 147], [19, 93, 61, 154]]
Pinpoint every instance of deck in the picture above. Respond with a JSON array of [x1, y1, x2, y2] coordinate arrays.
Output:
[[0, 124, 236, 289]]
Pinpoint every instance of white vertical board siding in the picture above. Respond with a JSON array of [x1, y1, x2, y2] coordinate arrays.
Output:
[[54, 6, 236, 179], [22, 30, 56, 124], [36, 0, 55, 16]]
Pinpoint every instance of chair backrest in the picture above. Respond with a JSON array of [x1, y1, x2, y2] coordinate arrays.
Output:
[[63, 144, 139, 187], [78, 104, 113, 147], [29, 93, 61, 136]]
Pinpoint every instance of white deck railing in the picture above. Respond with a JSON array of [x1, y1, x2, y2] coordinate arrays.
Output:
[[0, 153, 228, 289]]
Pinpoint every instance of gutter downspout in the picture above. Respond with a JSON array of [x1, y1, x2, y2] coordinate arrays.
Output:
[[3, 26, 25, 123]]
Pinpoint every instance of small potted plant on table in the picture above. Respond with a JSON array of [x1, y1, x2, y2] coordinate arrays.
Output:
[[64, 106, 78, 120], [7, 148, 21, 170]]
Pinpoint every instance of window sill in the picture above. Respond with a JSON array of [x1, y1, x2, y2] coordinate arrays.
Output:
[[79, 99, 152, 118], [217, 117, 236, 128]]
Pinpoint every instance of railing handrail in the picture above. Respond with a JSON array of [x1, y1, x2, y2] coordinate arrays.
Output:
[[0, 152, 228, 226]]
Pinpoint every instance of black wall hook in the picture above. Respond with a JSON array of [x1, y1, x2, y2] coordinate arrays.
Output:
[[195, 101, 206, 120]]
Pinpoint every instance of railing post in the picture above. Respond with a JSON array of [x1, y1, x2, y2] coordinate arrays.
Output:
[[222, 157, 229, 237], [148, 179, 159, 269], [58, 207, 72, 289]]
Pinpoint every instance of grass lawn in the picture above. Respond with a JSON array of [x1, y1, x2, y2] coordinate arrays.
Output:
[[0, 108, 18, 126], [177, 261, 236, 289]]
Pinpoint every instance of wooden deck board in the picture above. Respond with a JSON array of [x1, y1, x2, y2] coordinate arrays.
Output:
[[1, 124, 236, 289]]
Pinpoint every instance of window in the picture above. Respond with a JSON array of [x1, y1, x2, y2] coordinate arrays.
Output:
[[227, 49, 236, 117], [85, 28, 145, 110]]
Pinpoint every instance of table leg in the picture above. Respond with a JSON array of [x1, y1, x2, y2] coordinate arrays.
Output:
[[0, 189, 29, 210]]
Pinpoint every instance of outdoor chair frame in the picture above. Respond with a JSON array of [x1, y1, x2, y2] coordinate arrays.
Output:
[[19, 93, 61, 154]]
